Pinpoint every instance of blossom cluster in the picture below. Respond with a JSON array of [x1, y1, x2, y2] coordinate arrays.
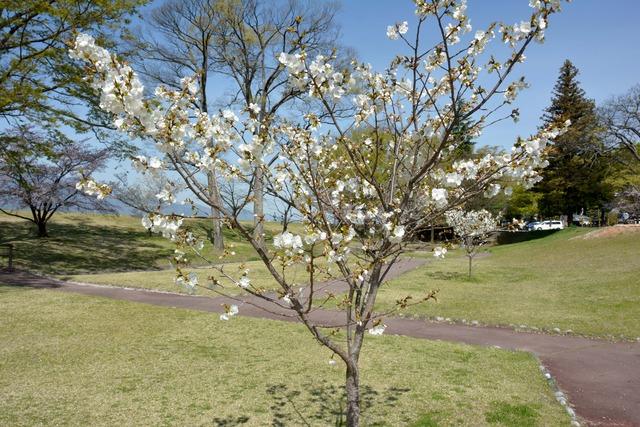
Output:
[[445, 209, 497, 239], [75, 177, 111, 200], [141, 213, 183, 239]]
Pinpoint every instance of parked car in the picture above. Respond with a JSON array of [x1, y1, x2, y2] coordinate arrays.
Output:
[[533, 220, 564, 231], [525, 221, 541, 231], [572, 214, 591, 226]]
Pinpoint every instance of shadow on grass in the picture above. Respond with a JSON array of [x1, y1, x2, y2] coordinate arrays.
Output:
[[424, 271, 468, 282], [212, 415, 251, 426], [266, 380, 411, 426], [0, 218, 171, 275], [495, 230, 559, 245]]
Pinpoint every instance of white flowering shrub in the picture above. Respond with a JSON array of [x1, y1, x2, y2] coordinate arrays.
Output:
[[445, 209, 497, 278], [70, 1, 569, 424]]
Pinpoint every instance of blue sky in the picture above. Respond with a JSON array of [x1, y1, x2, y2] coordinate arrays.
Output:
[[335, 0, 640, 147], [94, 0, 639, 205]]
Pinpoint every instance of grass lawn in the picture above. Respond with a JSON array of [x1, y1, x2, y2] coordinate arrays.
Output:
[[0, 285, 570, 426], [67, 259, 332, 297], [376, 228, 640, 339], [0, 212, 302, 275], [3, 210, 638, 338]]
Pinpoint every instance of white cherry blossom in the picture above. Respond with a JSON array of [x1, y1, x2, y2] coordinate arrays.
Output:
[[368, 324, 387, 336]]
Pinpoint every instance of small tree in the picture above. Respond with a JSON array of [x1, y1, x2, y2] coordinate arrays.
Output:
[[0, 127, 110, 237], [445, 209, 496, 278], [71, 1, 569, 424]]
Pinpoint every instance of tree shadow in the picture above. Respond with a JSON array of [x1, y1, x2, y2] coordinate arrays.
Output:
[[0, 217, 172, 275], [495, 229, 559, 245], [425, 271, 468, 281], [199, 221, 276, 244], [266, 380, 411, 426], [212, 415, 251, 426]]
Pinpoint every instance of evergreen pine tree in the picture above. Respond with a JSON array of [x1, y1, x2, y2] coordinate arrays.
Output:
[[534, 60, 612, 223]]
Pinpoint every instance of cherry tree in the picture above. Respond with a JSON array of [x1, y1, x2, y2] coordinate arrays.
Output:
[[0, 126, 110, 237], [445, 209, 497, 278], [71, 0, 569, 424]]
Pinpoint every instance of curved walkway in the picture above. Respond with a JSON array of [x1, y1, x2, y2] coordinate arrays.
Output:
[[1, 267, 639, 426]]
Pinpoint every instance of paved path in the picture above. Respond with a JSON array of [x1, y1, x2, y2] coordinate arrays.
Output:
[[2, 266, 639, 426]]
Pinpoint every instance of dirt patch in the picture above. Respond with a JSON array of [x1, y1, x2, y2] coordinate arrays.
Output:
[[581, 225, 640, 240]]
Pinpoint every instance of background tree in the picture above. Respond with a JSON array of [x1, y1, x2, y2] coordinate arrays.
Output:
[[0, 0, 145, 129], [445, 209, 496, 278], [110, 172, 185, 214], [111, 172, 186, 235], [126, 0, 227, 249], [599, 84, 640, 164], [534, 60, 612, 223], [503, 185, 541, 220], [127, 0, 346, 249], [210, 0, 347, 248], [609, 185, 640, 220], [0, 126, 110, 237]]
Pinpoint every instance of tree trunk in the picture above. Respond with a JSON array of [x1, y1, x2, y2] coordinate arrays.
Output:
[[345, 362, 360, 427], [36, 220, 48, 238], [207, 170, 224, 250], [253, 166, 265, 248], [468, 255, 472, 279]]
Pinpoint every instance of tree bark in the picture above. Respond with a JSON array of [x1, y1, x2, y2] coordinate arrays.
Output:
[[253, 166, 265, 248], [207, 170, 224, 250], [345, 362, 360, 427], [36, 220, 48, 238], [468, 255, 472, 279]]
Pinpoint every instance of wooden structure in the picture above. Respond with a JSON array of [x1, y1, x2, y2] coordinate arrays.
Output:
[[0, 244, 14, 272]]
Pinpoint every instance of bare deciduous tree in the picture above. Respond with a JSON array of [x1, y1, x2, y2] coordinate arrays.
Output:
[[130, 0, 346, 249], [599, 84, 640, 164], [127, 0, 227, 249]]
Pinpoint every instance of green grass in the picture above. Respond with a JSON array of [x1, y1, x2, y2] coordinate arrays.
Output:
[[0, 285, 570, 426], [67, 259, 333, 297], [4, 211, 638, 338], [376, 228, 640, 338], [0, 212, 302, 275]]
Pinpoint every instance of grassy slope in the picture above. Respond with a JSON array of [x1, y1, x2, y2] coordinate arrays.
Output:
[[377, 228, 640, 338], [0, 212, 302, 275], [3, 212, 638, 337], [0, 286, 570, 426]]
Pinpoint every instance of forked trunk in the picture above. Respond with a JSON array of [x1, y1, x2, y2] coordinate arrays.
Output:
[[345, 362, 360, 427], [36, 221, 48, 238]]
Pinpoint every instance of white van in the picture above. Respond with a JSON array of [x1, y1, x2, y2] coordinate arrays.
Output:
[[534, 220, 564, 231]]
